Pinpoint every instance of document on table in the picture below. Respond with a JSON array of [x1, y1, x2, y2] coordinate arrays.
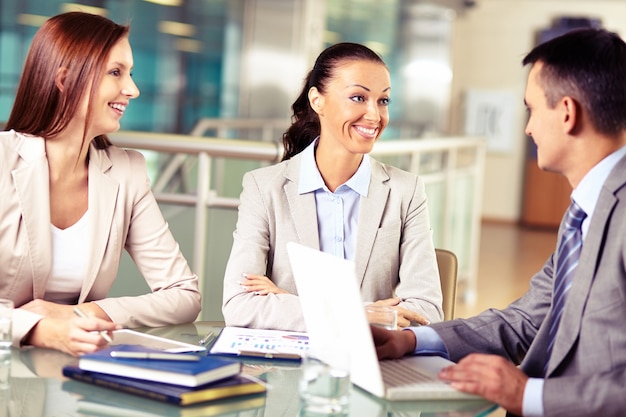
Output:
[[209, 326, 309, 360]]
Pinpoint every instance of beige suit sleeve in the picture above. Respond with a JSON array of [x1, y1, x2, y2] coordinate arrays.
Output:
[[223, 159, 444, 330], [222, 168, 307, 331], [11, 310, 42, 347], [356, 164, 443, 324], [393, 174, 444, 323], [90, 148, 201, 327]]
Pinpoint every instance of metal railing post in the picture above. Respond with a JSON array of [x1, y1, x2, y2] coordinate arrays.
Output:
[[193, 152, 211, 296], [109, 130, 485, 307]]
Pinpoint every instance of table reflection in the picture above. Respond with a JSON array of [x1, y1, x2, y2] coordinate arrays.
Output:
[[0, 322, 496, 417]]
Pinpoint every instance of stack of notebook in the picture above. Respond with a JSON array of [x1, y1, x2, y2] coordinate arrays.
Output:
[[62, 344, 266, 406]]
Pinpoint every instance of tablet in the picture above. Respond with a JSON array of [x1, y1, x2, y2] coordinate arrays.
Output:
[[111, 329, 206, 353]]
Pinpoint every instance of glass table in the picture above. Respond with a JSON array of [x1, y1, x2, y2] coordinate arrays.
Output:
[[1, 322, 498, 417]]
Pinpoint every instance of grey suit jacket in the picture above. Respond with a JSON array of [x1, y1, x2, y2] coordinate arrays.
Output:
[[222, 151, 443, 331], [430, 154, 626, 416], [0, 131, 201, 346]]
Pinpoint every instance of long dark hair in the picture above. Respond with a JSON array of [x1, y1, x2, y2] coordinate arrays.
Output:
[[6, 12, 129, 150], [523, 28, 626, 136], [281, 42, 386, 161]]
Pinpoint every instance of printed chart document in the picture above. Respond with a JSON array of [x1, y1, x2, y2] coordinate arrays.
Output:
[[209, 326, 309, 360]]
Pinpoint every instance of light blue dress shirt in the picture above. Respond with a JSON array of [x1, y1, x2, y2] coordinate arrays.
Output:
[[408, 145, 626, 417], [297, 139, 371, 261]]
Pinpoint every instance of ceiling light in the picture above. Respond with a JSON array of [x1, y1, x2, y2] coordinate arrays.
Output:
[[17, 14, 49, 27], [403, 59, 452, 84], [144, 0, 182, 6], [364, 41, 389, 56], [61, 3, 108, 16], [323, 30, 341, 44], [175, 38, 203, 53], [158, 20, 196, 37]]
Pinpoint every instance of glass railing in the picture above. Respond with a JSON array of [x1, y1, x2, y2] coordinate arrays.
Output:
[[108, 124, 485, 321]]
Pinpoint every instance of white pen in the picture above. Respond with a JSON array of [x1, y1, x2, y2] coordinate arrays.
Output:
[[238, 350, 301, 360], [199, 331, 216, 346], [73, 306, 113, 344], [110, 351, 201, 361]]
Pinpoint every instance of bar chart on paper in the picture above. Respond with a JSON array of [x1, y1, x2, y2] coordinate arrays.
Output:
[[209, 327, 309, 359]]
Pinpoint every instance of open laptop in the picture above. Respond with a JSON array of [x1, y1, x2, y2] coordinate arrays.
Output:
[[287, 241, 482, 401]]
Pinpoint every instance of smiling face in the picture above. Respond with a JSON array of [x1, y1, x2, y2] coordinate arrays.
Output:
[[78, 36, 140, 139], [311, 60, 390, 158]]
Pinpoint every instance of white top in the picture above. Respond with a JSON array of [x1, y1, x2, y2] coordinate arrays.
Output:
[[46, 210, 90, 304]]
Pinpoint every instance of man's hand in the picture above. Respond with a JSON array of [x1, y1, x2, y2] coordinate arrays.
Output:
[[370, 325, 417, 359], [439, 353, 527, 415]]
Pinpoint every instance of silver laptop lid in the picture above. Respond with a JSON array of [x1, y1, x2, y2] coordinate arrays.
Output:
[[287, 241, 387, 397]]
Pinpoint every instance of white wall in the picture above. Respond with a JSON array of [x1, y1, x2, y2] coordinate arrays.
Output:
[[449, 0, 626, 222]]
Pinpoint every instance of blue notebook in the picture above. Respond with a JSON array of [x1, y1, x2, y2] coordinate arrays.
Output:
[[78, 344, 241, 387], [63, 366, 266, 406]]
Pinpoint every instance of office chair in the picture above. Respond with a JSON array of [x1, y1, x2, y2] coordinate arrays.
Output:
[[435, 248, 458, 320]]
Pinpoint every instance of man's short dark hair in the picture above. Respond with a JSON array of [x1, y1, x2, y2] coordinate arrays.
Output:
[[523, 28, 626, 136]]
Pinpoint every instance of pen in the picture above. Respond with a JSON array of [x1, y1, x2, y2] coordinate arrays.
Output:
[[110, 351, 200, 361], [238, 350, 301, 360], [199, 331, 216, 346], [73, 306, 113, 344]]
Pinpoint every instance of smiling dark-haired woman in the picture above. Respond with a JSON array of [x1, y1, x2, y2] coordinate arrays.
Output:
[[222, 42, 443, 332]]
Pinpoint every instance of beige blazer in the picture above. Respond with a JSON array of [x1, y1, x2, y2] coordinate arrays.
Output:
[[0, 131, 201, 346], [222, 151, 443, 331], [431, 153, 626, 416]]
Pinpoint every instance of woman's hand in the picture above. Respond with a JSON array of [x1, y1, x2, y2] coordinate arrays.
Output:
[[240, 273, 289, 296], [22, 300, 112, 321], [20, 299, 75, 319], [24, 315, 118, 356], [371, 297, 430, 327]]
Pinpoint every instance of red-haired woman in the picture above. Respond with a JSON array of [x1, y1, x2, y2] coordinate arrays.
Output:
[[0, 12, 201, 356]]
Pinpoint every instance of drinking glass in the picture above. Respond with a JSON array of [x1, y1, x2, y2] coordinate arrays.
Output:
[[365, 305, 398, 330], [0, 299, 12, 351], [0, 299, 13, 390], [299, 346, 350, 415]]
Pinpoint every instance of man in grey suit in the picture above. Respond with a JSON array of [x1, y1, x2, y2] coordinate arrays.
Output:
[[372, 28, 626, 417]]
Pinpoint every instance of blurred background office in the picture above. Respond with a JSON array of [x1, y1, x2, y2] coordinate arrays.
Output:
[[2, 0, 625, 322]]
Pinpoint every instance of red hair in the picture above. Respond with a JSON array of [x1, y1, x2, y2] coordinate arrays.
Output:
[[6, 12, 129, 149]]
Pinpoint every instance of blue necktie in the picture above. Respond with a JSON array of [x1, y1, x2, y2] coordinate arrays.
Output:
[[545, 201, 586, 372]]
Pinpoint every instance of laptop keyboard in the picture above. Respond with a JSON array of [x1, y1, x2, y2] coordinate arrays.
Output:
[[380, 359, 439, 388]]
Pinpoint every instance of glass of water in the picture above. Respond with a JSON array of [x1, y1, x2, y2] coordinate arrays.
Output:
[[0, 299, 12, 390], [299, 346, 350, 415], [0, 299, 11, 350], [365, 305, 398, 330]]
